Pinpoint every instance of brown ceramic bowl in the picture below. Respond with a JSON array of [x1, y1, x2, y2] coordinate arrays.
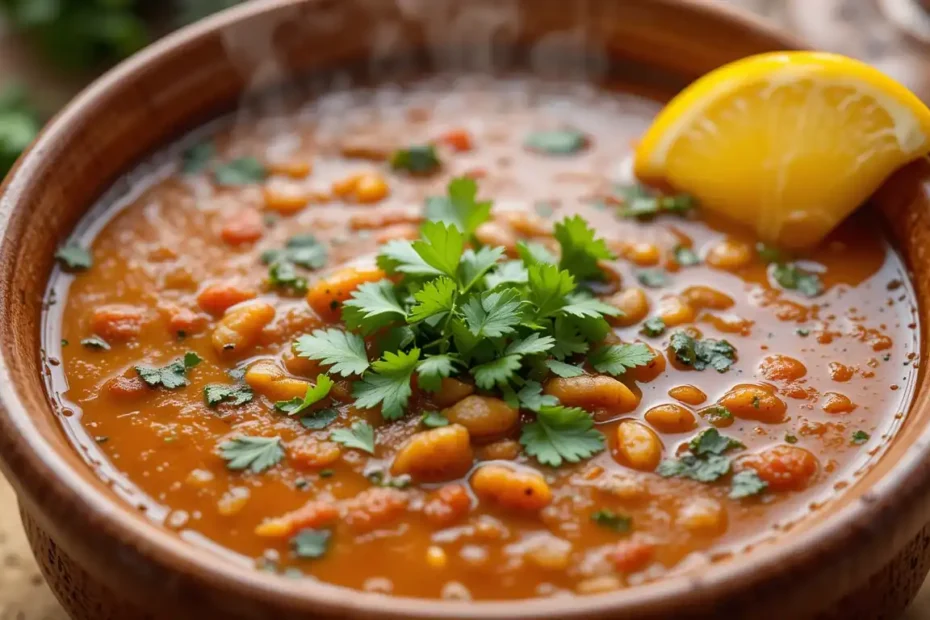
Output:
[[2, 1, 930, 618]]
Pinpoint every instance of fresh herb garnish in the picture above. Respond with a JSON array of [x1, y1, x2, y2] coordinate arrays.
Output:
[[290, 528, 331, 559], [590, 509, 632, 533], [545, 359, 585, 378], [669, 331, 737, 372], [274, 375, 334, 416], [637, 269, 668, 289], [524, 129, 587, 155], [267, 260, 308, 293], [391, 145, 440, 174], [729, 470, 768, 499], [204, 384, 253, 407], [700, 405, 733, 423], [640, 317, 666, 337], [80, 336, 110, 350], [785, 433, 798, 444], [851, 430, 870, 445], [135, 352, 202, 389], [589, 343, 654, 376], [214, 156, 266, 186], [330, 421, 376, 454], [295, 329, 370, 377], [616, 185, 695, 219], [520, 405, 605, 467], [219, 435, 284, 473], [300, 408, 339, 430], [181, 141, 215, 174], [658, 429, 743, 482], [367, 470, 412, 489], [516, 380, 560, 412], [689, 428, 744, 455], [353, 349, 421, 420], [55, 243, 93, 271], [771, 263, 824, 298], [424, 177, 492, 238], [261, 235, 327, 270], [420, 411, 450, 428], [673, 245, 700, 266]]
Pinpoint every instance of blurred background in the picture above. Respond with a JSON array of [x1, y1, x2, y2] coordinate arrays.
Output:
[[1, 0, 930, 617]]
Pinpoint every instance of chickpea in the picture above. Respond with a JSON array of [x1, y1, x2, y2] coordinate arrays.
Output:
[[444, 395, 518, 441], [245, 359, 312, 401], [822, 392, 857, 414], [607, 288, 650, 326], [705, 238, 753, 270], [625, 242, 661, 267], [544, 376, 639, 414], [718, 383, 787, 423], [677, 497, 727, 534], [737, 445, 819, 491], [211, 301, 275, 355], [657, 295, 695, 327], [423, 484, 472, 526], [430, 377, 476, 408], [391, 424, 474, 482], [217, 487, 250, 516], [828, 362, 854, 382], [644, 403, 696, 434], [471, 464, 552, 511], [267, 159, 312, 178], [332, 173, 362, 197], [479, 439, 521, 461], [92, 304, 146, 341], [681, 285, 734, 311], [668, 385, 707, 406], [355, 173, 390, 204], [306, 267, 387, 322], [262, 184, 309, 214], [426, 546, 448, 569], [523, 536, 572, 570], [759, 355, 807, 382], [614, 420, 663, 471]]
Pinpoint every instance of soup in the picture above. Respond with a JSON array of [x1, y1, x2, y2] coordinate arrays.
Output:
[[42, 76, 919, 600]]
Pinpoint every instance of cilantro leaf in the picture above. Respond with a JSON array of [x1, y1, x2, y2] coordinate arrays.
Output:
[[353, 349, 420, 419], [390, 145, 440, 174], [669, 331, 736, 372], [616, 185, 695, 219], [546, 359, 585, 377], [412, 221, 465, 278], [81, 336, 110, 350], [772, 263, 824, 298], [657, 454, 730, 482], [135, 352, 202, 389], [462, 289, 524, 338], [591, 509, 632, 533], [673, 245, 700, 266], [295, 329, 369, 377], [517, 380, 559, 411], [261, 235, 327, 270], [55, 243, 93, 271], [181, 141, 214, 174], [520, 405, 605, 467], [299, 408, 339, 430], [378, 239, 444, 276], [219, 435, 284, 473], [689, 428, 744, 456], [471, 355, 522, 390], [274, 374, 334, 416], [486, 260, 529, 289], [214, 156, 266, 185], [558, 293, 621, 319], [640, 317, 666, 337], [417, 354, 460, 392], [267, 260, 307, 293], [527, 263, 576, 318], [330, 421, 375, 454], [342, 280, 406, 333], [554, 215, 614, 282], [204, 384, 253, 407], [637, 269, 668, 288], [505, 333, 556, 357], [524, 129, 587, 155], [729, 470, 768, 499], [756, 243, 784, 264], [590, 343, 653, 376], [699, 405, 733, 424], [424, 177, 492, 236], [549, 318, 590, 360], [291, 528, 331, 559], [407, 277, 456, 323], [459, 246, 505, 290], [852, 430, 870, 445], [421, 411, 449, 428]]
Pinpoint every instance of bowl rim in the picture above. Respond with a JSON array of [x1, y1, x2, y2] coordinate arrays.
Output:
[[1, 0, 928, 617]]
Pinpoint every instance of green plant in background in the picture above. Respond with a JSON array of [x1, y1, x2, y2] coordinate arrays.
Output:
[[0, 83, 40, 177], [177, 0, 245, 25]]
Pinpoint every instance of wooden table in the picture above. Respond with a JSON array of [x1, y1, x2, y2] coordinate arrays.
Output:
[[2, 1, 930, 618]]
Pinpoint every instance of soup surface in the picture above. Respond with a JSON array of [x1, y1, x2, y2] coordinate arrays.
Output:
[[43, 76, 919, 600]]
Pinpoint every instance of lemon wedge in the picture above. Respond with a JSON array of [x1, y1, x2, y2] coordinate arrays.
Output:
[[634, 51, 930, 249]]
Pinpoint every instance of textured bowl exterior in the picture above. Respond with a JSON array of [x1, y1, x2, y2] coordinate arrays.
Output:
[[3, 1, 930, 619]]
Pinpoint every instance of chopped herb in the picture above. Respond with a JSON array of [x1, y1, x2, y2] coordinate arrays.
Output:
[[520, 405, 605, 467], [640, 317, 666, 337], [524, 129, 587, 155], [80, 336, 110, 350], [213, 156, 266, 185], [181, 141, 215, 174], [554, 215, 615, 282], [689, 428, 744, 456], [590, 509, 632, 533], [517, 381, 560, 412], [796, 328, 810, 337], [751, 395, 761, 409], [219, 435, 284, 473], [330, 421, 376, 455], [424, 177, 492, 237], [352, 349, 421, 420], [260, 235, 327, 270], [135, 352, 202, 389], [729, 470, 768, 499], [755, 242, 783, 264], [55, 243, 93, 271], [700, 405, 733, 423], [852, 430, 870, 445], [669, 331, 737, 372], [319, 469, 335, 478], [60, 339, 69, 347], [294, 478, 309, 490], [290, 529, 331, 559], [589, 343, 653, 376], [616, 185, 695, 219], [300, 408, 339, 430], [274, 375, 334, 416], [771, 263, 824, 298], [546, 359, 585, 378], [658, 429, 744, 483], [785, 433, 798, 444], [390, 145, 440, 174], [673, 245, 700, 266], [420, 411, 450, 428], [295, 329, 370, 377], [204, 384, 253, 407], [637, 269, 668, 288], [367, 470, 411, 489], [267, 261, 308, 294]]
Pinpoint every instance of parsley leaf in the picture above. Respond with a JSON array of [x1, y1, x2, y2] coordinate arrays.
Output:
[[181, 141, 214, 174], [424, 177, 492, 237], [462, 289, 524, 338], [486, 260, 529, 289], [637, 269, 668, 288], [299, 408, 339, 430], [417, 354, 460, 392], [135, 352, 202, 389], [520, 405, 605, 467], [729, 470, 768, 499], [554, 215, 614, 282], [546, 359, 585, 378], [527, 263, 576, 319], [295, 329, 370, 376], [81, 336, 110, 350], [407, 277, 456, 323], [55, 243, 93, 271], [330, 421, 375, 454], [657, 453, 731, 482], [290, 528, 331, 559], [590, 343, 653, 376], [390, 144, 440, 174], [506, 333, 556, 357], [772, 263, 824, 298], [517, 241, 557, 266], [472, 355, 522, 391], [353, 349, 420, 419], [413, 221, 465, 278], [669, 331, 736, 372], [274, 375, 334, 416], [673, 245, 700, 266], [214, 156, 266, 185], [785, 433, 798, 444], [459, 246, 505, 290], [517, 380, 559, 412], [689, 428, 744, 456], [591, 509, 632, 533], [558, 294, 621, 319], [699, 405, 733, 424], [204, 384, 253, 407], [524, 129, 587, 155], [267, 261, 307, 293], [342, 280, 406, 333], [421, 411, 449, 428], [616, 185, 696, 219], [852, 430, 870, 445], [260, 235, 327, 270], [219, 436, 284, 473], [640, 317, 666, 337]]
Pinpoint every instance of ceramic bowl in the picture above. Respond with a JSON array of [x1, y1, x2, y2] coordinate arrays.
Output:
[[2, 1, 930, 618]]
